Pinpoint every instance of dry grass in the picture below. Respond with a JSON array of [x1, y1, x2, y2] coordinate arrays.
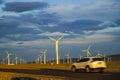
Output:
[[105, 61, 120, 72], [0, 64, 72, 70], [0, 61, 120, 72], [0, 72, 67, 80]]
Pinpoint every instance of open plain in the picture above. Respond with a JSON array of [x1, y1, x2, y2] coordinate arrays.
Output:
[[0, 61, 120, 80]]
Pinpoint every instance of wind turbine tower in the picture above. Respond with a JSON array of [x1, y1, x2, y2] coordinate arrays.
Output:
[[41, 49, 47, 64], [20, 57, 22, 64], [15, 55, 18, 64], [39, 55, 42, 64], [6, 51, 12, 65], [82, 45, 91, 57], [66, 53, 71, 64], [49, 35, 64, 64]]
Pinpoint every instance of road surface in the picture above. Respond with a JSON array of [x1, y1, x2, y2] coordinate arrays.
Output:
[[0, 68, 119, 80]]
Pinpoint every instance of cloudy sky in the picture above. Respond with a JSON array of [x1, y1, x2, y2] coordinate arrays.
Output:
[[0, 0, 120, 62]]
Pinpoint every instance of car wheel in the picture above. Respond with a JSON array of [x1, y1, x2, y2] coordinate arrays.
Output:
[[72, 66, 77, 72], [85, 66, 91, 72]]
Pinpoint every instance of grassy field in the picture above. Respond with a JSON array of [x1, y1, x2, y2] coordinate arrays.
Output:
[[0, 61, 120, 72], [0, 64, 71, 70], [0, 72, 67, 80], [105, 61, 120, 72]]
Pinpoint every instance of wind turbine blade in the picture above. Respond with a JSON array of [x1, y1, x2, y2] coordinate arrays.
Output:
[[88, 51, 91, 56], [82, 50, 88, 52], [82, 50, 87, 52], [48, 36, 56, 41], [88, 45, 91, 50], [57, 35, 64, 41]]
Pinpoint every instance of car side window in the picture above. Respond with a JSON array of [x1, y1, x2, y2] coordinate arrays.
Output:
[[79, 58, 89, 62]]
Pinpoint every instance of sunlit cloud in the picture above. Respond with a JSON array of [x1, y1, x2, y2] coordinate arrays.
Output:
[[39, 32, 69, 36], [96, 27, 120, 34], [62, 34, 116, 44], [0, 12, 20, 17]]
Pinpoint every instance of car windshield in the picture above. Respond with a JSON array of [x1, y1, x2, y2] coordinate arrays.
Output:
[[92, 58, 104, 61]]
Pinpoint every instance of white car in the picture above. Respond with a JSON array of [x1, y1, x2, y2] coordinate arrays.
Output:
[[71, 57, 107, 72]]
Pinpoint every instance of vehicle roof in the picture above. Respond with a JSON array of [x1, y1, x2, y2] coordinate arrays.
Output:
[[81, 57, 102, 59]]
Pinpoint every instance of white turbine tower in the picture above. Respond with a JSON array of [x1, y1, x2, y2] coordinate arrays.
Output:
[[41, 49, 47, 64], [20, 57, 22, 64], [6, 51, 12, 65], [15, 55, 18, 64], [49, 35, 64, 64], [66, 53, 71, 64], [103, 54, 106, 61], [36, 55, 40, 64], [82, 45, 91, 57], [36, 52, 43, 64], [2, 58, 5, 64], [39, 54, 43, 64]]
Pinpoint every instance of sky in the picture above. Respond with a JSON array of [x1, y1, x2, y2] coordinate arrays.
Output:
[[0, 0, 120, 62]]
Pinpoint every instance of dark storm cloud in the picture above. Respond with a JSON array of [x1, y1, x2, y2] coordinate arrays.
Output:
[[0, 20, 19, 38], [0, 19, 40, 40], [45, 19, 120, 37], [0, 9, 61, 42], [19, 12, 60, 25], [16, 11, 61, 33], [3, 2, 48, 12], [55, 20, 102, 33]]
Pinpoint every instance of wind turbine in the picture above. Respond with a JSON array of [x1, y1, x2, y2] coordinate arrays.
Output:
[[48, 35, 64, 64], [19, 57, 22, 64], [39, 55, 42, 64], [15, 55, 18, 64], [6, 51, 12, 65], [66, 53, 71, 64], [82, 45, 91, 57], [41, 49, 47, 64], [36, 51, 43, 64], [36, 56, 40, 64], [103, 54, 106, 61], [2, 58, 5, 64], [96, 51, 102, 58]]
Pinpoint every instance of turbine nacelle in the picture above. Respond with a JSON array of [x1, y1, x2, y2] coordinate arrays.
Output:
[[41, 49, 47, 54], [48, 35, 64, 42]]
